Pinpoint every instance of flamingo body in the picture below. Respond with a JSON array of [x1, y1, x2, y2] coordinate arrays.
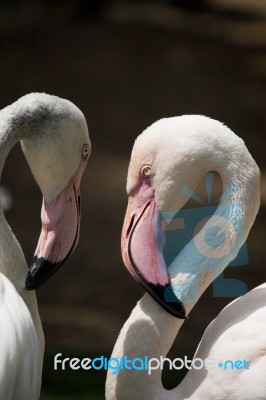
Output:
[[0, 273, 40, 400]]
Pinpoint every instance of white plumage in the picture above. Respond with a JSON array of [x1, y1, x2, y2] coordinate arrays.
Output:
[[106, 116, 265, 400], [0, 273, 39, 400]]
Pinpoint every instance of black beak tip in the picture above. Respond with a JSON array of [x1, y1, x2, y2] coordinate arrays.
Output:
[[138, 277, 187, 319], [162, 283, 187, 319], [167, 299, 187, 319], [25, 273, 37, 290], [25, 256, 60, 290], [25, 258, 41, 290]]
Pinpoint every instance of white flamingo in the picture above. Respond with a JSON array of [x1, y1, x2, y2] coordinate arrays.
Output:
[[0, 93, 90, 399], [106, 116, 266, 400]]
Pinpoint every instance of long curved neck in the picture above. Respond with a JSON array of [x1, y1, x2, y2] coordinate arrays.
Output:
[[106, 141, 260, 400], [0, 101, 44, 358], [0, 101, 35, 288], [1, 105, 25, 279], [0, 101, 31, 171], [106, 294, 187, 400]]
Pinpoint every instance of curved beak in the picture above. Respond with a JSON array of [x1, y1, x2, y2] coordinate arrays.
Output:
[[25, 161, 85, 290], [121, 181, 186, 319]]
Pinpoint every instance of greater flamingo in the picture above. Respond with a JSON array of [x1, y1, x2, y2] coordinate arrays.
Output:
[[106, 116, 266, 400], [0, 93, 90, 399]]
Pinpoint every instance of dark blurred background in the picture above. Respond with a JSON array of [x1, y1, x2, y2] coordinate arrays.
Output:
[[1, 1, 266, 399]]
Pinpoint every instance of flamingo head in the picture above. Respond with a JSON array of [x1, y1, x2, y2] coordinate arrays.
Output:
[[19, 94, 91, 290], [121, 116, 225, 318]]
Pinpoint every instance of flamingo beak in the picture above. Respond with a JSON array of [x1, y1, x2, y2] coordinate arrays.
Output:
[[25, 161, 85, 290], [121, 181, 186, 319]]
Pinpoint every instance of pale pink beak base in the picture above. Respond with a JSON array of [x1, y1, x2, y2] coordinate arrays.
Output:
[[121, 182, 169, 286], [121, 180, 186, 319], [25, 161, 86, 290]]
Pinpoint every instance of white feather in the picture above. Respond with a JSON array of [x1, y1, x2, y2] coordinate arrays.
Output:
[[0, 273, 40, 400]]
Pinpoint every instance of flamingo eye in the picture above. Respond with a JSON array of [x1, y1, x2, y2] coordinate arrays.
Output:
[[141, 165, 152, 178], [81, 144, 90, 160]]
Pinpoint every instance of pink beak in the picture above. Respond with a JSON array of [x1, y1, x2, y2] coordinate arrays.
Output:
[[121, 180, 186, 319], [25, 161, 86, 290]]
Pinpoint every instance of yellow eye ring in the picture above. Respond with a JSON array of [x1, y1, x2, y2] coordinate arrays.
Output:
[[141, 165, 152, 178]]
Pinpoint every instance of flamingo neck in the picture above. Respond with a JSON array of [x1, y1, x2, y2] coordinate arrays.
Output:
[[0, 100, 44, 367], [106, 293, 186, 400], [0, 100, 37, 285], [0, 103, 32, 286]]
